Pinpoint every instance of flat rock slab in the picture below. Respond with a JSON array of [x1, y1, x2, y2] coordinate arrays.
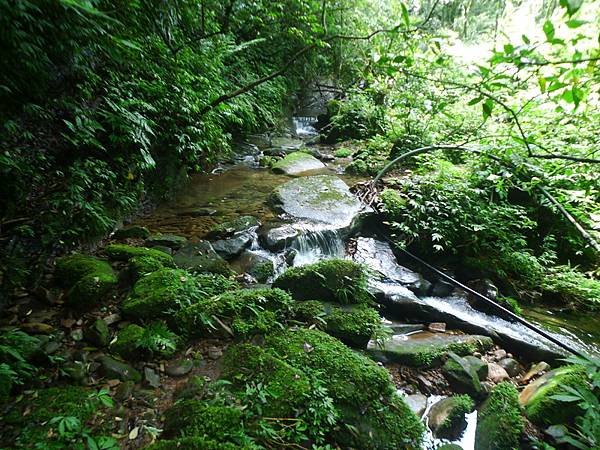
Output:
[[367, 331, 493, 367], [270, 175, 365, 230], [173, 241, 230, 274], [271, 151, 325, 175]]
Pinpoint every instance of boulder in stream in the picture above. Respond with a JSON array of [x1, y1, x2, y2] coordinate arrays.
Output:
[[211, 233, 253, 260], [173, 241, 232, 276], [258, 223, 299, 251], [366, 331, 493, 368], [427, 395, 474, 440], [206, 216, 260, 240], [271, 151, 325, 175], [270, 175, 369, 235]]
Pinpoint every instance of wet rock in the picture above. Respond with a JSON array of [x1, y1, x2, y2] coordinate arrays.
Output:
[[432, 279, 455, 297], [173, 241, 232, 276], [83, 318, 110, 347], [145, 234, 187, 249], [464, 356, 489, 381], [487, 363, 510, 383], [144, 367, 160, 388], [234, 251, 274, 283], [176, 207, 218, 217], [428, 322, 446, 333], [352, 238, 431, 295], [165, 359, 194, 377], [113, 226, 150, 240], [212, 232, 253, 260], [492, 349, 507, 361], [104, 313, 121, 326], [98, 355, 142, 382], [115, 380, 135, 401], [522, 361, 550, 383], [498, 358, 520, 377], [367, 331, 493, 368], [269, 136, 304, 152], [270, 175, 368, 235], [151, 245, 173, 255], [405, 393, 428, 417], [519, 365, 587, 426], [258, 224, 299, 251], [207, 346, 222, 360], [427, 395, 474, 439], [206, 216, 260, 240], [387, 323, 424, 334], [442, 352, 483, 397], [20, 322, 54, 335], [271, 151, 325, 175]]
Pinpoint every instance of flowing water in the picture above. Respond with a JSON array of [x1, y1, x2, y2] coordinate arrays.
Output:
[[134, 119, 600, 449]]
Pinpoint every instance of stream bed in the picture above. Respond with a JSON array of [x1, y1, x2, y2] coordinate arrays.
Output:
[[132, 121, 600, 449]]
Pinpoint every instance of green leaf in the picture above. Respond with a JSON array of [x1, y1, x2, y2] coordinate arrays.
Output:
[[543, 21, 555, 41], [482, 98, 494, 119], [559, 0, 583, 16], [522, 34, 530, 44], [566, 19, 587, 28], [468, 97, 483, 105], [400, 3, 410, 28], [538, 76, 547, 93]]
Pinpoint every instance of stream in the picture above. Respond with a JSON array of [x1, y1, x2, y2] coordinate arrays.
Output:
[[133, 119, 600, 449]]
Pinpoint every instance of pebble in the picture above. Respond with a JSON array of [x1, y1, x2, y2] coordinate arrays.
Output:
[[522, 361, 550, 383], [487, 362, 510, 383], [492, 349, 507, 361], [144, 367, 161, 388], [165, 359, 194, 377], [428, 322, 446, 333], [208, 346, 223, 360]]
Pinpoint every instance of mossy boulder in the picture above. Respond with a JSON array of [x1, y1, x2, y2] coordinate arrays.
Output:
[[122, 269, 236, 321], [271, 151, 325, 175], [222, 343, 312, 416], [105, 244, 174, 265], [442, 352, 483, 398], [292, 300, 380, 348], [173, 241, 233, 276], [264, 328, 424, 448], [55, 254, 117, 307], [273, 259, 369, 303], [206, 216, 260, 240], [519, 364, 587, 426], [427, 395, 474, 439], [368, 332, 493, 368], [98, 355, 142, 382], [128, 255, 168, 280], [175, 288, 293, 337], [83, 318, 110, 347], [113, 225, 150, 240], [110, 324, 144, 360], [145, 233, 187, 249], [162, 400, 246, 441], [476, 382, 524, 450], [248, 260, 274, 282]]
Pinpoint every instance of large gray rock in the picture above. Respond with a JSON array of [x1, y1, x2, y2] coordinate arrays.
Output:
[[427, 395, 473, 439], [405, 393, 428, 417], [98, 355, 141, 382], [271, 151, 325, 175], [258, 224, 300, 251], [367, 331, 493, 368], [270, 175, 368, 234], [442, 352, 483, 398], [211, 233, 253, 260], [352, 237, 430, 294], [173, 241, 232, 275]]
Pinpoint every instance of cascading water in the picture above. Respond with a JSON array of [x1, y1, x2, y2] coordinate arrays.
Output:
[[290, 226, 345, 266], [293, 116, 318, 138]]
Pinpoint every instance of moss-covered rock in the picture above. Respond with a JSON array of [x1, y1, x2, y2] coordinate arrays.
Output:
[[519, 364, 587, 426], [273, 258, 369, 303], [476, 382, 524, 450], [293, 301, 380, 348], [110, 324, 145, 359], [83, 318, 110, 347], [145, 233, 187, 249], [271, 151, 325, 175], [122, 269, 237, 321], [175, 288, 292, 337], [173, 241, 234, 276], [427, 395, 474, 440], [206, 216, 260, 240], [145, 437, 249, 450], [113, 225, 150, 240], [128, 255, 167, 280], [248, 260, 274, 282], [162, 400, 246, 442], [110, 323, 179, 360], [55, 254, 117, 307], [222, 343, 312, 416], [442, 352, 483, 398], [105, 243, 174, 265]]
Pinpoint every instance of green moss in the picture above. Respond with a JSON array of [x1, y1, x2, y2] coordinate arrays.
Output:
[[437, 395, 474, 439], [175, 288, 292, 337], [163, 400, 246, 442], [222, 343, 312, 416], [442, 353, 482, 397], [122, 268, 204, 320], [105, 243, 174, 265], [325, 303, 380, 348], [265, 328, 390, 408], [249, 260, 274, 282], [145, 437, 248, 450], [273, 259, 369, 304], [55, 254, 117, 307], [113, 225, 150, 240], [174, 375, 207, 401], [110, 324, 145, 359], [523, 365, 587, 426], [291, 300, 326, 324], [129, 255, 167, 279], [334, 148, 352, 158], [475, 382, 524, 450]]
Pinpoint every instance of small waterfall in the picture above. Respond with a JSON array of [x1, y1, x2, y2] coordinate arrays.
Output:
[[292, 116, 318, 138], [291, 227, 345, 266]]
